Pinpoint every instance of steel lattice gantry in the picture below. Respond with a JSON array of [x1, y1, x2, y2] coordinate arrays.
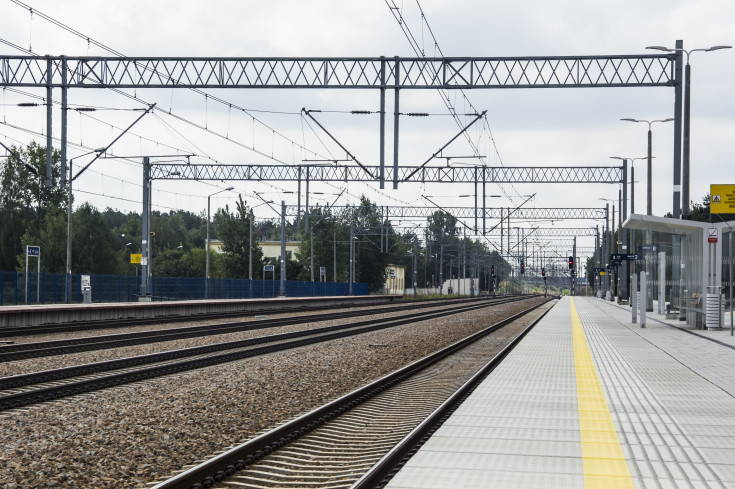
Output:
[[0, 55, 674, 89], [1, 51, 681, 196], [284, 205, 605, 221], [149, 164, 623, 184]]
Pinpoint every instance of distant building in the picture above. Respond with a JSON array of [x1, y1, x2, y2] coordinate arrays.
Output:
[[384, 264, 406, 295], [208, 239, 301, 262]]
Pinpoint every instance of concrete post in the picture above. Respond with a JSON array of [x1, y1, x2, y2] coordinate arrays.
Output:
[[631, 273, 637, 324], [640, 271, 647, 328]]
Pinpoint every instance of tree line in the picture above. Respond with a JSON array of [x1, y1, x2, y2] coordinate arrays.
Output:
[[1, 143, 509, 293]]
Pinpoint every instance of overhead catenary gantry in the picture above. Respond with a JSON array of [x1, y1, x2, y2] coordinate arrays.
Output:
[[1, 51, 679, 196], [2, 48, 686, 299]]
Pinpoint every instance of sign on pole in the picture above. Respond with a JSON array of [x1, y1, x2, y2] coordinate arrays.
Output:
[[130, 253, 142, 264], [25, 245, 41, 304], [711, 184, 735, 214], [708, 228, 718, 244]]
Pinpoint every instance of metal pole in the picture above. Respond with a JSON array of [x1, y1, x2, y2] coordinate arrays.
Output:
[[60, 56, 67, 186], [413, 236, 418, 298], [621, 159, 628, 302], [249, 209, 253, 298], [349, 217, 354, 295], [482, 172, 486, 235], [392, 57, 400, 190], [647, 128, 653, 216], [310, 231, 314, 282], [379, 57, 386, 189], [305, 169, 310, 233], [140, 157, 150, 298], [333, 229, 337, 283], [673, 40, 684, 219], [474, 171, 478, 233], [45, 56, 52, 188], [439, 244, 443, 297], [605, 204, 609, 298], [279, 201, 286, 296], [631, 166, 635, 214], [297, 168, 301, 234], [205, 194, 211, 299], [65, 159, 73, 302], [683, 59, 691, 218]]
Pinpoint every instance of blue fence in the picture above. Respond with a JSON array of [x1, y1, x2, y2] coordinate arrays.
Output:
[[0, 271, 368, 305]]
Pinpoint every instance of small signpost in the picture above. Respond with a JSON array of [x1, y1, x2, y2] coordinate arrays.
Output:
[[708, 227, 718, 244], [25, 245, 40, 304], [319, 266, 326, 282], [264, 264, 276, 297]]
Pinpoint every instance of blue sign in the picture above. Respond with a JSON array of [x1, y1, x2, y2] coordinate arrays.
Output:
[[26, 245, 40, 256], [610, 253, 639, 264], [264, 265, 275, 272]]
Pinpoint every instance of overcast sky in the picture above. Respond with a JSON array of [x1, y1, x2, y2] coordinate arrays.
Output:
[[1, 0, 734, 261]]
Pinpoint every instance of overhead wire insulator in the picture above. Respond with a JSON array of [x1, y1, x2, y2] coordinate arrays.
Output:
[[350, 110, 372, 115], [406, 112, 429, 117], [17, 102, 40, 107]]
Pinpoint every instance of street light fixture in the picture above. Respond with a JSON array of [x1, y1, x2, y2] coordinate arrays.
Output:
[[647, 44, 732, 218], [65, 147, 106, 302], [620, 118, 673, 215], [205, 186, 234, 299]]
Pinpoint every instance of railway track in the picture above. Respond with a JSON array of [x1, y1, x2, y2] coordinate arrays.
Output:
[[0, 296, 531, 412], [149, 297, 555, 489], [0, 296, 507, 362]]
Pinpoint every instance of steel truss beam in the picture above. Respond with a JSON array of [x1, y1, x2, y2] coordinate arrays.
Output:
[[0, 55, 674, 89], [284, 205, 606, 220], [150, 164, 623, 184]]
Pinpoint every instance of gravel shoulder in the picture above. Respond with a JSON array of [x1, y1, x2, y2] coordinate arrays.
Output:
[[0, 296, 553, 489]]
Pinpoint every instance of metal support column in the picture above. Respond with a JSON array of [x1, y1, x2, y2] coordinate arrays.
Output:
[[392, 57, 400, 190], [60, 56, 68, 186], [349, 217, 354, 295], [379, 56, 386, 190], [605, 204, 610, 299], [673, 40, 684, 219], [439, 244, 444, 297], [279, 200, 286, 296], [305, 169, 310, 233], [621, 159, 628, 302], [140, 157, 151, 298], [45, 56, 53, 188]]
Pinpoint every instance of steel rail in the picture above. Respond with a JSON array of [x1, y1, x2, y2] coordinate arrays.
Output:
[[0, 297, 530, 410], [147, 296, 553, 489], [0, 296, 488, 361]]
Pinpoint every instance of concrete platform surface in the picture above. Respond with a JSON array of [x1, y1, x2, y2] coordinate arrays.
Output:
[[386, 296, 735, 489]]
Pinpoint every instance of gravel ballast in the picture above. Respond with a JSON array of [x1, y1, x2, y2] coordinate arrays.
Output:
[[0, 296, 551, 489]]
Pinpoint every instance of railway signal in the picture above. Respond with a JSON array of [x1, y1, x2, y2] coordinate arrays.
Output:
[[520, 260, 525, 274], [568, 256, 574, 269]]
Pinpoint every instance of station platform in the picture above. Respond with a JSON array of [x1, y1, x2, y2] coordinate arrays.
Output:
[[387, 296, 735, 489]]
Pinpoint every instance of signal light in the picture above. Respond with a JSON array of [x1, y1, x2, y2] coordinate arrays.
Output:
[[491, 265, 495, 275], [541, 267, 546, 277], [568, 256, 574, 269], [520, 260, 525, 274]]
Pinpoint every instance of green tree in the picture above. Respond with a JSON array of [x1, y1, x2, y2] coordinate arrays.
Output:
[[216, 195, 264, 279], [1, 142, 67, 271], [71, 203, 119, 274]]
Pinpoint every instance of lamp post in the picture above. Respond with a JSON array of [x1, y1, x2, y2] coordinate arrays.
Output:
[[647, 44, 731, 218], [205, 186, 234, 299], [65, 148, 106, 303], [620, 119, 673, 216]]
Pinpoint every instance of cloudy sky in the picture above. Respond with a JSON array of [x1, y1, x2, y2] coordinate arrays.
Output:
[[1, 0, 734, 261]]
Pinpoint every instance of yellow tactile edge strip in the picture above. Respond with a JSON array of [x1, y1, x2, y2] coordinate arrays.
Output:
[[570, 297, 635, 488]]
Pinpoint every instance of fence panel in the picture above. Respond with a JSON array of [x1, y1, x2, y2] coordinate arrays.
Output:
[[0, 271, 367, 305]]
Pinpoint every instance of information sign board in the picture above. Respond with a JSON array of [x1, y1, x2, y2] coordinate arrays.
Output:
[[130, 253, 142, 264], [711, 184, 735, 214], [264, 265, 275, 272], [26, 245, 40, 256]]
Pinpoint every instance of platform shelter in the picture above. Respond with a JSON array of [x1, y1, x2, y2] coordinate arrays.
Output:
[[622, 214, 734, 329]]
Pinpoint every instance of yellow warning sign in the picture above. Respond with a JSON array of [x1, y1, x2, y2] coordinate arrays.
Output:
[[711, 184, 735, 214], [130, 253, 142, 264]]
